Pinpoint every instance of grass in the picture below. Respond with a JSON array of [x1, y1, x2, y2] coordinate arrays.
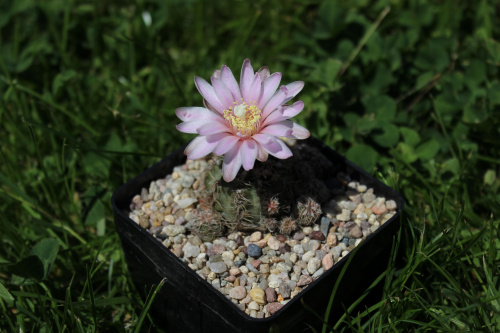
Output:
[[1, 0, 499, 331]]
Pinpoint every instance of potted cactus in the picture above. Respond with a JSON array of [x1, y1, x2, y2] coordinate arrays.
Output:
[[112, 59, 403, 332]]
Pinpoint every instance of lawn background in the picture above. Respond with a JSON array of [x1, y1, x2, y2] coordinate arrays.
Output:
[[0, 0, 499, 331]]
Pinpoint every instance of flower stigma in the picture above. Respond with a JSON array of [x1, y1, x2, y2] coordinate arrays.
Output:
[[223, 100, 262, 137]]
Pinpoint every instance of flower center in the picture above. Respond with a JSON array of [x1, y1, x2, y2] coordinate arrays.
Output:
[[223, 100, 262, 137]]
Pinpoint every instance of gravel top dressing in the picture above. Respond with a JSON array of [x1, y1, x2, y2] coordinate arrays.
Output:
[[126, 143, 398, 319]]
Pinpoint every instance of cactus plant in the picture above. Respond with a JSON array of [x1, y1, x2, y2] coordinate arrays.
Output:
[[186, 142, 334, 242]]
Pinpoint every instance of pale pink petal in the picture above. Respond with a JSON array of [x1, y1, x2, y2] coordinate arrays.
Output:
[[194, 76, 225, 113], [257, 66, 270, 81], [286, 122, 310, 139], [260, 137, 293, 159], [262, 107, 286, 127], [253, 134, 281, 152], [240, 139, 258, 171], [184, 136, 217, 160], [211, 76, 234, 109], [222, 141, 243, 182], [203, 99, 219, 113], [258, 72, 282, 109], [176, 119, 221, 134], [252, 133, 273, 145], [245, 73, 261, 104], [212, 69, 221, 79], [282, 81, 304, 103], [256, 144, 269, 162], [221, 65, 242, 100], [260, 120, 294, 137], [282, 101, 305, 118], [175, 107, 221, 122], [214, 135, 241, 155], [239, 59, 254, 103], [262, 86, 288, 119], [197, 121, 230, 135]]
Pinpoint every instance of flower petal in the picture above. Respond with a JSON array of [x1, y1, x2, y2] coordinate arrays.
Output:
[[197, 121, 230, 135], [175, 107, 221, 122], [240, 139, 258, 171], [212, 69, 221, 79], [222, 141, 243, 182], [211, 76, 234, 110], [286, 122, 310, 140], [239, 59, 254, 103], [221, 65, 242, 100], [282, 101, 305, 118], [258, 72, 282, 109], [257, 66, 270, 81], [252, 133, 273, 145], [256, 144, 269, 162], [259, 137, 293, 159], [203, 99, 219, 113], [194, 76, 225, 113], [262, 86, 288, 119], [245, 73, 261, 104], [184, 136, 217, 160], [176, 119, 219, 134], [260, 120, 294, 137], [214, 134, 240, 155], [282, 81, 304, 103], [262, 107, 286, 127]]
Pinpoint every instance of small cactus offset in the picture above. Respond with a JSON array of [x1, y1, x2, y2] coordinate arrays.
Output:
[[296, 197, 322, 226], [279, 216, 298, 235], [265, 196, 280, 216], [263, 217, 278, 232], [189, 209, 225, 242]]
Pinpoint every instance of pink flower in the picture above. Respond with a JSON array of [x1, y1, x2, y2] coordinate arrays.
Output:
[[176, 58, 310, 182]]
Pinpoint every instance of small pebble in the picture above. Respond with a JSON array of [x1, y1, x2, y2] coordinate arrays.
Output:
[[249, 288, 266, 305], [310, 231, 325, 241], [279, 282, 291, 299], [322, 253, 334, 270], [249, 231, 262, 242], [247, 244, 263, 258], [266, 302, 284, 315], [265, 287, 277, 302]]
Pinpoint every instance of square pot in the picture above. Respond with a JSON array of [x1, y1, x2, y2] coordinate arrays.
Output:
[[111, 137, 404, 333]]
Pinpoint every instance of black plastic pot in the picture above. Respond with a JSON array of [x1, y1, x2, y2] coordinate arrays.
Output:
[[111, 137, 404, 333]]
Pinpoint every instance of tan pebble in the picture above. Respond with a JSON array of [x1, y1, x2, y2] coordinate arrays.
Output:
[[257, 238, 268, 248], [249, 231, 262, 242], [229, 267, 241, 276], [353, 203, 365, 215], [234, 278, 240, 287], [277, 295, 284, 302], [267, 236, 280, 250], [248, 301, 260, 311], [386, 200, 397, 211], [233, 248, 241, 255], [322, 253, 334, 270], [164, 215, 175, 224], [372, 204, 387, 215], [326, 234, 337, 246], [172, 172, 179, 180], [249, 288, 266, 305], [192, 178, 201, 190]]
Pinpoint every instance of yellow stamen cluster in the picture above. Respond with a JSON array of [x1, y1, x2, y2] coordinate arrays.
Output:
[[223, 99, 262, 137]]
